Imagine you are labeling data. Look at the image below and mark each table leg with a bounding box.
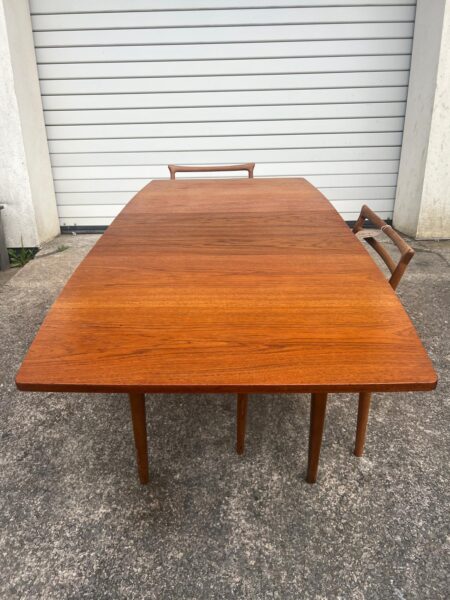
[129,392,149,484]
[236,393,248,455]
[306,393,328,484]
[354,391,372,457]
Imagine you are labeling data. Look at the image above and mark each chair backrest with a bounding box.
[168,163,255,180]
[352,205,414,290]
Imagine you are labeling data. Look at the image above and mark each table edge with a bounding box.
[16,378,438,394]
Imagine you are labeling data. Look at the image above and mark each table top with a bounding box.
[16,178,437,394]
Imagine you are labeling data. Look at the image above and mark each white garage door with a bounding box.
[30,0,416,228]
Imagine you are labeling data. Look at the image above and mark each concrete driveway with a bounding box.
[1,233,449,599]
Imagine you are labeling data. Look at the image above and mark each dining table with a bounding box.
[16,177,437,484]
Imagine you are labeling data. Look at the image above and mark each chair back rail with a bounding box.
[352,204,414,290]
[168,163,255,179]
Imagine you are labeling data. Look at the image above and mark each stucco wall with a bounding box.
[417,0,450,238]
[394,0,450,239]
[0,0,59,247]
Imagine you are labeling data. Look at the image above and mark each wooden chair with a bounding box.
[168,162,254,455]
[168,163,255,179]
[353,205,415,291]
[352,204,415,459]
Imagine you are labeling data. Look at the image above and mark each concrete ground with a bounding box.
[0,233,449,600]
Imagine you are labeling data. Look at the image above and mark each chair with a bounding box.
[168,162,254,455]
[352,204,415,458]
[353,205,415,291]
[168,163,255,179]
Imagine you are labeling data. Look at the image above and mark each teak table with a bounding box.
[16,178,437,484]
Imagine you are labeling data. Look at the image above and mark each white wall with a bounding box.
[417,1,450,238]
[394,0,450,239]
[0,0,59,247]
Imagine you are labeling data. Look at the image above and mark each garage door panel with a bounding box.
[31,2,415,223]
[37,55,411,80]
[52,160,400,178]
[46,132,403,155]
[30,1,416,14]
[36,39,413,64]
[34,22,415,47]
[31,7,416,31]
[42,88,409,111]
[40,72,411,96]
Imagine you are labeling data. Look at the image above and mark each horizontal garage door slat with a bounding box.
[33,22,415,47]
[42,88,408,111]
[31,7,416,30]
[35,39,413,63]
[51,151,403,168]
[51,165,399,186]
[30,1,416,13]
[46,132,404,153]
[31,1,415,226]
[38,55,411,79]
[51,160,399,175]
[39,72,410,95]
[50,149,401,171]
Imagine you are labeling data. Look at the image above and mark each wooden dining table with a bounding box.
[16,178,437,484]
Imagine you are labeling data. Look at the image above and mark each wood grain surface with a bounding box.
[16,178,437,393]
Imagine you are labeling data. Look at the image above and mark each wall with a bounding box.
[0,0,59,247]
[394,0,450,239]
[417,0,450,238]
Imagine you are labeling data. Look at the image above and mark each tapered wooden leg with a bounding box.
[236,393,248,455]
[306,393,328,484]
[129,393,149,484]
[354,391,372,457]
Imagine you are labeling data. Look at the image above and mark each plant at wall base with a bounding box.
[8,237,38,268]
[8,247,35,268]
